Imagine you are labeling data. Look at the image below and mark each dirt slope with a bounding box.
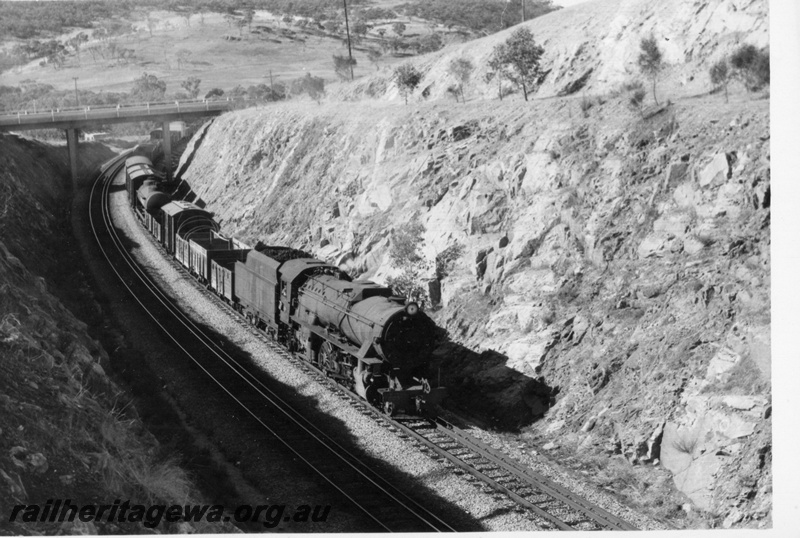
[330,0,768,102]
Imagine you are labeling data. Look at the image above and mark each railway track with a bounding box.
[89,155,458,532]
[99,151,640,531]
[165,245,639,531]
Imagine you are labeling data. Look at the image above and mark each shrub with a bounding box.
[447,57,474,103]
[629,87,645,116]
[730,44,769,91]
[390,221,425,265]
[289,73,325,103]
[709,58,731,102]
[387,269,429,309]
[435,243,464,279]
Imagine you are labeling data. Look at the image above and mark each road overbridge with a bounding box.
[0,100,237,181]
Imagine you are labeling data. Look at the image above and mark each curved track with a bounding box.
[172,241,640,530]
[89,155,458,532]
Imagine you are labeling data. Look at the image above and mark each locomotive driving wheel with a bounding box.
[319,342,338,376]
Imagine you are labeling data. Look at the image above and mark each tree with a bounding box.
[181,76,201,98]
[242,8,255,33]
[485,43,507,100]
[392,22,406,37]
[393,63,422,104]
[367,48,382,71]
[332,54,356,81]
[131,72,166,101]
[415,32,443,54]
[637,35,663,105]
[205,87,224,99]
[175,49,191,70]
[709,58,730,102]
[289,73,325,103]
[447,57,474,103]
[324,20,341,34]
[493,27,544,101]
[352,20,369,44]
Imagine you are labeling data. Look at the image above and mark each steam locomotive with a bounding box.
[124,156,445,416]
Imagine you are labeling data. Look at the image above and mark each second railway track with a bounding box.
[90,155,459,532]
[95,152,641,532]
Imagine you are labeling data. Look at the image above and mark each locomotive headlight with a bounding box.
[405,302,419,316]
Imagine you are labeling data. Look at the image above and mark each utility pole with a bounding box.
[342,0,354,80]
[269,70,274,98]
[73,77,79,107]
[521,0,526,23]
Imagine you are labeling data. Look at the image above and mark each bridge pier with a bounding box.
[162,120,172,181]
[66,128,79,182]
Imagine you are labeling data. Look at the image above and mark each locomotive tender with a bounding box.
[125,156,445,416]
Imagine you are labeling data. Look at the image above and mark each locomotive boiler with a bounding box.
[294,273,444,415]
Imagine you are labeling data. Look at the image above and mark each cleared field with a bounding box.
[1,9,436,97]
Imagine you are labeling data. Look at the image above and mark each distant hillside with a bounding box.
[332,0,769,102]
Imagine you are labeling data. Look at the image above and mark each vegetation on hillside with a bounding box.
[397,0,559,34]
[487,27,545,101]
[637,35,664,105]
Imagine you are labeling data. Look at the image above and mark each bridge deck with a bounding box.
[0,100,236,132]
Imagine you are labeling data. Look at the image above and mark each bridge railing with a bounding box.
[0,97,270,126]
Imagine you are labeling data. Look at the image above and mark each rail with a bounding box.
[91,160,457,532]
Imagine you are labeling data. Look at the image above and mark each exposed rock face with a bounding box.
[181,93,770,524]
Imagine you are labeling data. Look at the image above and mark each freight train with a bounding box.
[124,156,446,416]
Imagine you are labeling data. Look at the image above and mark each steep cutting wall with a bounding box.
[0,135,233,534]
[180,90,770,526]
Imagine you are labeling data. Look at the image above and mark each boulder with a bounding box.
[705,348,741,382]
[664,162,689,188]
[673,182,702,210]
[504,334,554,376]
[697,153,730,187]
[637,232,670,258]
[683,236,706,255]
[653,212,692,238]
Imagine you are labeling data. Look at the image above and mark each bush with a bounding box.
[387,271,429,309]
[289,73,325,102]
[390,221,425,265]
[435,243,463,279]
[709,58,731,101]
[629,88,645,116]
[447,57,474,103]
[730,44,769,91]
